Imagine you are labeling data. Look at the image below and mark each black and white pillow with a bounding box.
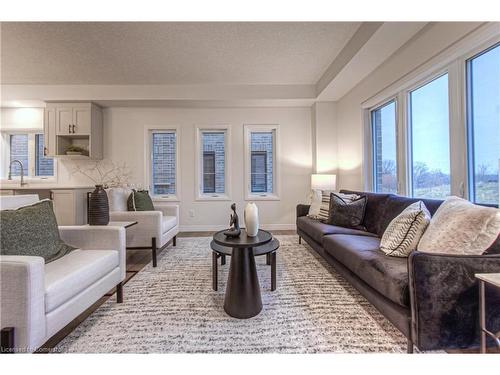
[308,191,361,222]
[381,201,431,257]
[327,193,367,229]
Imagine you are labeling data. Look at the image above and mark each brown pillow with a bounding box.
[327,193,367,230]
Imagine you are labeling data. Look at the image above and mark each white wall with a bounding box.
[311,102,337,175]
[335,22,485,190]
[1,106,312,229]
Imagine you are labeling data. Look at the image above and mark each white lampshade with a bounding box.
[311,174,336,191]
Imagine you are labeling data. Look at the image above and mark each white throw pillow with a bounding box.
[380,201,431,257]
[106,187,132,212]
[417,196,500,255]
[307,189,323,218]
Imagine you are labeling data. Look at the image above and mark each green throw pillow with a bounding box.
[0,199,75,263]
[127,190,155,211]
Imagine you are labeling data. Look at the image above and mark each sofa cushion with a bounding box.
[328,193,367,229]
[127,190,155,211]
[162,216,177,233]
[323,234,410,307]
[340,190,390,235]
[44,249,119,312]
[297,216,376,243]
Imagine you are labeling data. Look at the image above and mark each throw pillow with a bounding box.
[380,201,431,257]
[417,196,500,255]
[308,191,361,222]
[0,199,75,263]
[307,189,323,218]
[127,190,155,211]
[327,193,367,229]
[106,187,132,212]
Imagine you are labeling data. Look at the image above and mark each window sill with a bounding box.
[245,193,280,201]
[195,194,231,202]
[152,195,180,203]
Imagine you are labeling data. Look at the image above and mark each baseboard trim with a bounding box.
[179,224,296,232]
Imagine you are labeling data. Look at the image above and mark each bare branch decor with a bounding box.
[70,159,133,188]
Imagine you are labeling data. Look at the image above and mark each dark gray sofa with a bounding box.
[296,190,500,352]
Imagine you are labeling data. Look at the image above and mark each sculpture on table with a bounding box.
[223,203,241,238]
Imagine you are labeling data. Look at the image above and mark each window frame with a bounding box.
[243,124,280,201]
[144,125,180,202]
[0,130,57,182]
[369,98,399,194]
[194,125,231,201]
[465,42,500,207]
[406,71,452,199]
[362,28,499,204]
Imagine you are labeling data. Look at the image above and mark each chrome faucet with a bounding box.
[8,159,28,186]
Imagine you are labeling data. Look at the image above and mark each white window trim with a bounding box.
[361,24,500,201]
[195,125,231,201]
[0,130,58,184]
[143,125,181,202]
[243,124,280,201]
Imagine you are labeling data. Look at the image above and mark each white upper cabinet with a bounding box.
[44,102,103,159]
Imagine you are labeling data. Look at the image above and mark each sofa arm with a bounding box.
[58,226,126,281]
[0,256,46,352]
[296,204,310,218]
[109,210,162,247]
[408,251,500,350]
[154,204,179,219]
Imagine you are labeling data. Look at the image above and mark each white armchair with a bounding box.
[107,188,179,267]
[0,195,126,353]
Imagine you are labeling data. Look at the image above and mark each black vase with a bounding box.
[88,185,109,225]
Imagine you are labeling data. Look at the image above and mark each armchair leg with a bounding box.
[152,237,157,267]
[1,327,14,354]
[407,339,414,354]
[116,282,123,303]
[299,236,302,244]
[173,235,177,247]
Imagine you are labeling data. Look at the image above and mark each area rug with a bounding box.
[55,235,412,353]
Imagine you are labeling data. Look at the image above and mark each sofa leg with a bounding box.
[407,339,414,354]
[152,237,157,267]
[116,282,123,303]
[1,327,14,354]
[299,236,302,244]
[173,235,177,247]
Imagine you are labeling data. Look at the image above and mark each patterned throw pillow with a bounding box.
[417,196,500,255]
[0,199,75,263]
[127,190,155,211]
[327,193,367,229]
[380,201,431,257]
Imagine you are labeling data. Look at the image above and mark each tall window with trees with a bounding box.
[467,43,500,206]
[371,100,397,193]
[409,74,451,199]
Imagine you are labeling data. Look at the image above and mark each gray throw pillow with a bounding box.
[327,193,367,229]
[127,190,155,211]
[1,199,75,263]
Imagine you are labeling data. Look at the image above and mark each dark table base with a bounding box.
[223,247,263,319]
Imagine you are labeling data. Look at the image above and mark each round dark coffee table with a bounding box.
[211,229,279,319]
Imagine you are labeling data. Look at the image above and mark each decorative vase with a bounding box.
[244,202,259,237]
[88,185,109,225]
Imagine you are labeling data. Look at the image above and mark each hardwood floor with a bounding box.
[36,230,493,354]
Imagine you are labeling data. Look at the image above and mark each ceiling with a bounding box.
[1,22,361,85]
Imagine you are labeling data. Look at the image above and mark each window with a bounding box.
[409,74,451,199]
[2,132,54,179]
[35,134,54,177]
[196,128,229,200]
[9,134,29,176]
[371,100,397,193]
[150,131,176,197]
[467,43,500,206]
[244,125,279,200]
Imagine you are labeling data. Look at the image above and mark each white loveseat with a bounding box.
[0,195,126,353]
[106,188,179,267]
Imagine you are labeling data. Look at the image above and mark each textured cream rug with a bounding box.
[55,235,411,353]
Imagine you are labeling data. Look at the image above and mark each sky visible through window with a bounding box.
[468,44,500,205]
